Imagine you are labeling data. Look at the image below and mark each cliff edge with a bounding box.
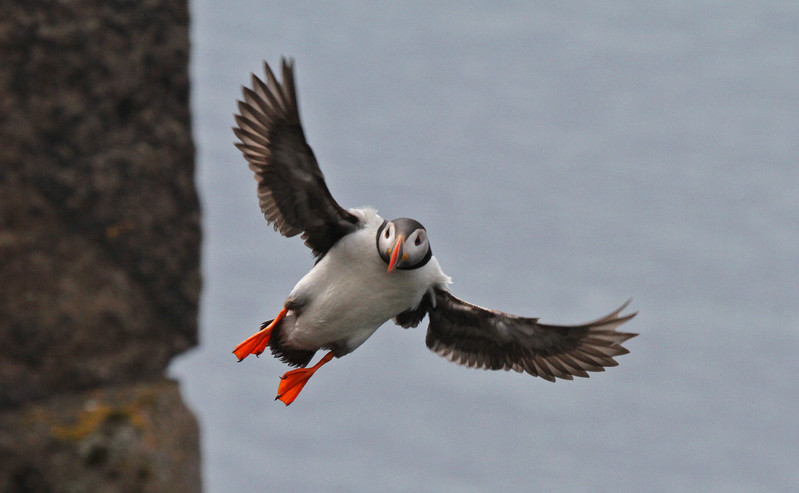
[0,1,202,491]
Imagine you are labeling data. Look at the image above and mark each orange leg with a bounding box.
[275,351,335,405]
[232,307,288,362]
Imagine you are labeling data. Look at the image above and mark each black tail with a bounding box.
[267,312,316,368]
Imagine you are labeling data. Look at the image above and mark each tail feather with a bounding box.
[268,312,316,367]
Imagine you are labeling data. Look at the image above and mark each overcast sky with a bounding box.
[171,2,799,491]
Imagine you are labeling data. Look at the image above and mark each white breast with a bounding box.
[283,207,450,354]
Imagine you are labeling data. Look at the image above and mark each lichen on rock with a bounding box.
[0,1,202,491]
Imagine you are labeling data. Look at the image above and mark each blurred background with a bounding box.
[169,1,799,492]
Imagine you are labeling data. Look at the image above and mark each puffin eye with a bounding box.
[414,235,422,246]
[384,229,390,239]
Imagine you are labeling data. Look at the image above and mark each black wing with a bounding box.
[393,290,435,328]
[426,289,637,382]
[234,58,359,257]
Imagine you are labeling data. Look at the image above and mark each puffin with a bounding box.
[232,58,637,405]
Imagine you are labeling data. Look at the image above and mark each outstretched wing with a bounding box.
[234,58,359,257]
[426,289,637,381]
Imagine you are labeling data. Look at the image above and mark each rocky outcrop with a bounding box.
[0,1,201,491]
[0,381,201,493]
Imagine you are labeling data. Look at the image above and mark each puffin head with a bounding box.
[376,218,433,273]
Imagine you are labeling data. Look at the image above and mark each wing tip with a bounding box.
[425,293,639,382]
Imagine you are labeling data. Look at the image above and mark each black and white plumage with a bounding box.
[232,58,637,404]
[233,60,359,258]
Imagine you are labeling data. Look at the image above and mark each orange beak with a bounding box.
[387,235,405,273]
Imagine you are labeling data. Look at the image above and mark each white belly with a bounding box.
[282,208,449,354]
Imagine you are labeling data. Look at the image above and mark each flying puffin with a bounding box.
[232,58,637,405]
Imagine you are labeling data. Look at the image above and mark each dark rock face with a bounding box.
[0,0,200,402]
[0,381,201,493]
[0,1,202,491]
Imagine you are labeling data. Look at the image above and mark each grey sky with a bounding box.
[171,2,799,491]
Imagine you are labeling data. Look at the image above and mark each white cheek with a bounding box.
[409,243,426,262]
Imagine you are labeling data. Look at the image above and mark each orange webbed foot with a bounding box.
[275,351,334,405]
[232,308,288,361]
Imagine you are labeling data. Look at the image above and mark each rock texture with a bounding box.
[0,381,201,493]
[0,1,202,491]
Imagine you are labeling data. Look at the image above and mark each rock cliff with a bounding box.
[0,1,202,491]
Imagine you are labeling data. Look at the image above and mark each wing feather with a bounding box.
[234,58,359,257]
[426,289,637,382]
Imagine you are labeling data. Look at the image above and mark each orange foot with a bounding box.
[232,308,288,361]
[276,351,335,405]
